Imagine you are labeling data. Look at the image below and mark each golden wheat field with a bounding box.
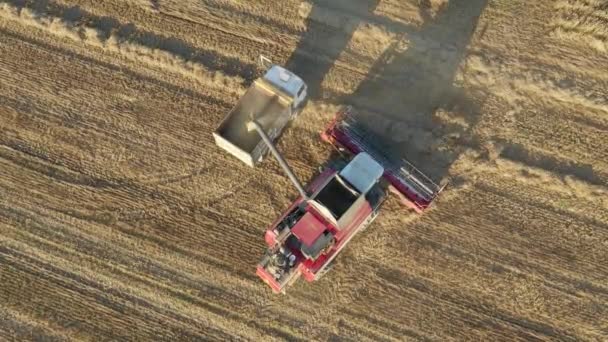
[1,0,607,340]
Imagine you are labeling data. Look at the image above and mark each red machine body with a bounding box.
[256,107,445,293]
[257,163,384,293]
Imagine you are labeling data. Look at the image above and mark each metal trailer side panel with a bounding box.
[212,132,255,167]
[214,79,294,166]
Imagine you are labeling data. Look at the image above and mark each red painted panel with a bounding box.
[291,212,326,247]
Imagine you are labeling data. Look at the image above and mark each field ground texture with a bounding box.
[0,0,607,340]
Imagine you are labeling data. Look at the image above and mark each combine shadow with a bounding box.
[287,0,488,183]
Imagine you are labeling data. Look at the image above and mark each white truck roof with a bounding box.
[339,153,384,194]
[263,65,305,98]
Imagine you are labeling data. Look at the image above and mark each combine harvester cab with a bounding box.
[321,106,446,213]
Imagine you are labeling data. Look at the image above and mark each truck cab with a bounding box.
[262,65,307,112]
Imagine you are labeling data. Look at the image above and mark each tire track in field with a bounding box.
[0,207,309,340]
[0,192,258,290]
[0,0,257,85]
[0,200,342,340]
[0,247,233,340]
[0,155,268,267]
[0,308,68,342]
[0,92,294,236]
[0,25,241,185]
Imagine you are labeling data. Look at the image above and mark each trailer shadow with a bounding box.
[288,0,489,184]
[285,0,381,99]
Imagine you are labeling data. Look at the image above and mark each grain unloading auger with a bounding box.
[213,58,444,294]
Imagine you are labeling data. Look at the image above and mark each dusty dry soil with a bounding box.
[1,0,607,340]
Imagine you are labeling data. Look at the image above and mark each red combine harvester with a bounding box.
[212,59,444,293]
[254,107,445,293]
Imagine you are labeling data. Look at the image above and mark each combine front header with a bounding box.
[321,106,445,212]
